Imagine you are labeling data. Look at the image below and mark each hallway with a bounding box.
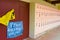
[26,26,60,40]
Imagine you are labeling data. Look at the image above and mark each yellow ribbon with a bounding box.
[0,9,15,26]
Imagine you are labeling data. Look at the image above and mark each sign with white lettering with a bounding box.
[7,21,23,38]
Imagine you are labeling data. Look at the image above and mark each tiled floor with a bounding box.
[26,26,60,40]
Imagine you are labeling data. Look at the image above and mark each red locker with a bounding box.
[0,0,29,40]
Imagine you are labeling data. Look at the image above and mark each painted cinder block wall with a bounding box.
[0,0,29,40]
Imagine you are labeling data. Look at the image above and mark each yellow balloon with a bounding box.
[0,9,15,26]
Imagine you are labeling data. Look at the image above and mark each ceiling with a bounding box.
[44,0,60,5]
[21,0,60,10]
[21,0,30,2]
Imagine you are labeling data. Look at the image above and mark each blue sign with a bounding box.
[7,21,23,38]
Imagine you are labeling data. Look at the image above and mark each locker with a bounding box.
[0,0,29,40]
